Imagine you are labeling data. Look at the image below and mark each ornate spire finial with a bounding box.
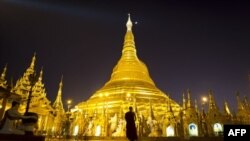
[182,92,186,109]
[224,100,232,116]
[194,99,198,112]
[0,64,8,88]
[187,89,192,108]
[126,13,133,31]
[236,91,244,111]
[4,63,7,71]
[30,52,36,69]
[60,75,63,87]
[187,89,191,100]
[57,75,63,96]
[38,67,43,81]
[121,13,138,61]
[1,64,7,79]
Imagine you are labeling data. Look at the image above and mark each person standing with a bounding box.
[125,106,138,141]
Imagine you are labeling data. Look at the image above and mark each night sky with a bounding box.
[0,0,250,112]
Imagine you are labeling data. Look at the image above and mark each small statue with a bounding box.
[109,113,117,133]
[0,101,38,135]
[84,117,94,136]
[112,118,125,137]
[146,116,159,137]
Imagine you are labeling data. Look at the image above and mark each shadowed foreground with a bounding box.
[0,134,224,141]
[0,134,45,141]
[45,136,224,141]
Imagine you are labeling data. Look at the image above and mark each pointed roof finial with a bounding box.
[182,92,186,109]
[1,64,7,79]
[38,67,43,81]
[4,63,8,71]
[187,89,192,108]
[61,75,63,82]
[126,13,133,31]
[236,91,244,111]
[194,99,198,112]
[224,100,232,116]
[30,52,36,69]
[60,75,63,87]
[0,64,8,88]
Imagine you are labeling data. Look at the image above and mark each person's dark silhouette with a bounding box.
[125,106,138,141]
[0,101,37,135]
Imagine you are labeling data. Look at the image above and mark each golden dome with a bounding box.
[78,14,180,118]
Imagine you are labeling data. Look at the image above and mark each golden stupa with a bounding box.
[75,15,180,137]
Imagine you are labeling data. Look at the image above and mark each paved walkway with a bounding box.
[45,136,224,141]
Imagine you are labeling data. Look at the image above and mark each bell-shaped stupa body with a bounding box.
[77,15,180,126]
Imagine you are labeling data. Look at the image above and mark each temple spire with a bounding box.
[12,54,36,97]
[126,13,133,31]
[26,53,36,76]
[0,64,8,88]
[103,14,155,85]
[194,99,198,113]
[38,67,43,82]
[53,76,65,113]
[224,100,232,116]
[243,96,249,110]
[182,92,186,109]
[236,92,244,111]
[187,89,192,108]
[208,89,219,112]
[122,14,137,60]
[59,75,63,93]
[1,64,7,80]
[31,67,48,97]
[58,76,63,97]
[30,52,36,70]
[31,67,43,92]
[52,76,65,136]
